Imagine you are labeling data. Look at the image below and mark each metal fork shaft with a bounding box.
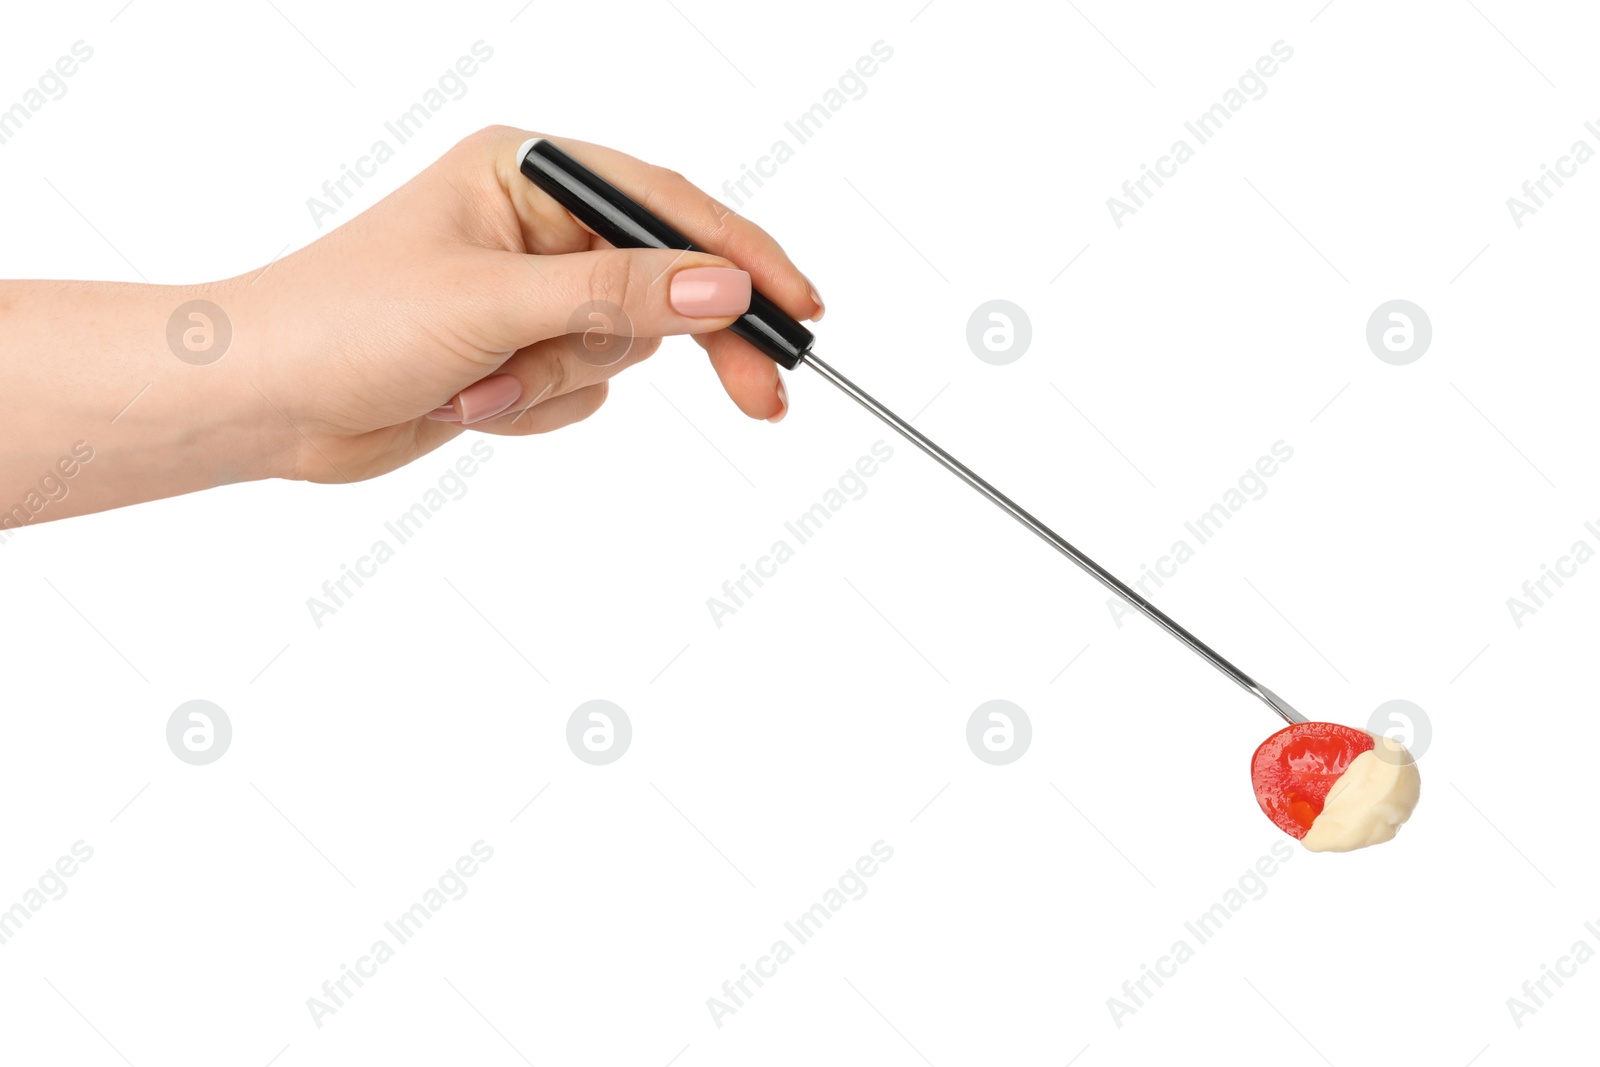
[800,351,1306,726]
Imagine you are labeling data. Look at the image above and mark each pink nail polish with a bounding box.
[459,375,523,425]
[670,267,751,317]
[426,404,462,422]
[767,377,788,423]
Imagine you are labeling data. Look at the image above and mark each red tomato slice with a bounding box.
[1251,722,1376,838]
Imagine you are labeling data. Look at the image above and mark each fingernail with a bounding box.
[426,404,462,422]
[803,275,825,322]
[459,375,523,424]
[767,376,788,424]
[670,267,751,317]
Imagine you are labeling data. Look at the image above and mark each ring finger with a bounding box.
[426,332,663,432]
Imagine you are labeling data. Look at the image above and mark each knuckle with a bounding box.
[457,125,505,156]
[652,164,687,186]
[586,255,641,320]
[484,123,528,145]
[542,353,569,399]
[704,194,736,237]
[639,164,687,217]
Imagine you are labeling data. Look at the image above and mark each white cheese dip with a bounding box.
[1301,735,1421,853]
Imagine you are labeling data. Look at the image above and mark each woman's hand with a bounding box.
[0,126,823,526]
[240,125,822,482]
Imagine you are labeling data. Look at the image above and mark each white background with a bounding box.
[1,1,1596,1063]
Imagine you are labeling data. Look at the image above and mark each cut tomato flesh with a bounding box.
[1251,722,1376,838]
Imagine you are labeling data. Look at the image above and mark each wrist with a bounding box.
[195,274,302,484]
[112,277,299,491]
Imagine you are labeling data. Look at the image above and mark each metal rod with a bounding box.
[799,351,1306,726]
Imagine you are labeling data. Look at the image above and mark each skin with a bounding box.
[0,126,822,522]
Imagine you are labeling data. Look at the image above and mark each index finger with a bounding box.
[487,127,823,326]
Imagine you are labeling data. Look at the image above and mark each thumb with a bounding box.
[487,246,752,350]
